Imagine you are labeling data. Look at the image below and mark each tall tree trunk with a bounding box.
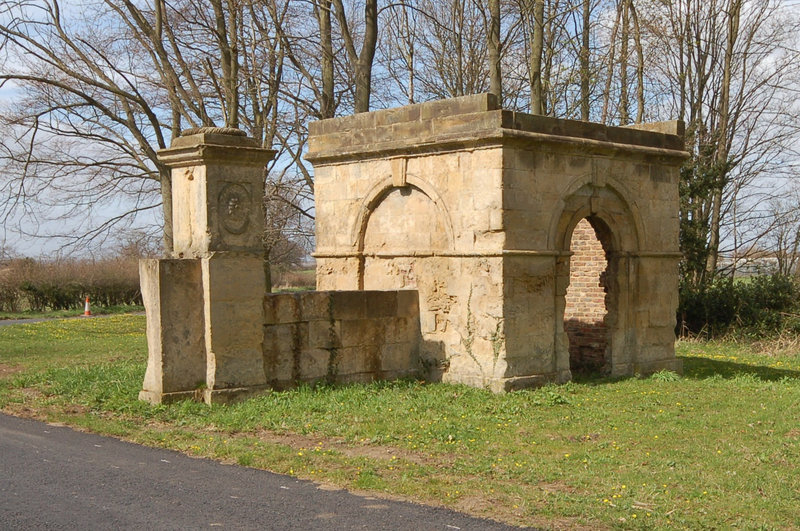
[601,1,622,123]
[580,0,590,121]
[317,0,334,118]
[530,0,544,114]
[355,0,378,113]
[332,0,378,114]
[630,1,645,123]
[160,168,173,255]
[455,0,465,96]
[705,0,741,276]
[619,0,630,124]
[210,0,239,128]
[488,0,502,102]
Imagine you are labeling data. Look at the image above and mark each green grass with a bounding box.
[1,316,799,529]
[0,304,144,321]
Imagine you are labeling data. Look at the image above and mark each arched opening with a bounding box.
[563,217,614,376]
[360,185,451,290]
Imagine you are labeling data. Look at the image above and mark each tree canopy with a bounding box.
[0,0,798,285]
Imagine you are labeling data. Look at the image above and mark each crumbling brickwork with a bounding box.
[564,219,609,374]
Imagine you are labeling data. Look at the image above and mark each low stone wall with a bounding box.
[263,290,421,388]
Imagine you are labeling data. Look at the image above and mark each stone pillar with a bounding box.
[139,128,275,404]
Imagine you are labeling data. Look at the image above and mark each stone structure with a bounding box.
[139,95,687,403]
[139,128,275,404]
[139,129,420,404]
[263,291,419,388]
[307,94,688,391]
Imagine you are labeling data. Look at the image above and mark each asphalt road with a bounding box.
[0,413,523,530]
[0,317,60,326]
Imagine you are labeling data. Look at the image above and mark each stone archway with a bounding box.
[357,183,453,291]
[553,182,640,380]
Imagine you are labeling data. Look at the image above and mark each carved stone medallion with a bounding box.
[218,182,251,235]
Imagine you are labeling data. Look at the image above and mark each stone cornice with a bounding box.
[158,131,275,168]
[306,97,689,165]
[313,249,682,259]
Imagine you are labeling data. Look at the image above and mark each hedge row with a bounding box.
[0,257,142,312]
[678,274,800,338]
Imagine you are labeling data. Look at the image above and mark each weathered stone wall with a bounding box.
[263,290,420,388]
[308,94,688,390]
[564,219,608,373]
[141,94,688,404]
[139,128,423,405]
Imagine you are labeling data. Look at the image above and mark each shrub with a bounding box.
[678,274,800,338]
[0,255,142,312]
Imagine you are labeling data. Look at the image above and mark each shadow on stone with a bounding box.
[419,339,447,382]
[564,318,608,376]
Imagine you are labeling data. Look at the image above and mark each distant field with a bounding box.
[1,315,798,529]
[272,268,316,291]
[0,304,144,321]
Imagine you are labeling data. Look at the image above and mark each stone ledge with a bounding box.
[158,130,275,168]
[308,93,499,136]
[307,96,687,164]
[139,389,200,405]
[141,385,273,405]
[202,385,271,404]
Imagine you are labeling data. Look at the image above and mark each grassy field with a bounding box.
[0,304,144,321]
[0,315,798,529]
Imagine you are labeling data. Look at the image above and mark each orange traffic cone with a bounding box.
[83,296,92,316]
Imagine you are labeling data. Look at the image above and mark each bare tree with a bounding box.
[487,0,502,101]
[0,0,286,255]
[638,0,800,285]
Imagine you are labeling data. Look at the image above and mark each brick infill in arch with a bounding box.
[564,218,609,374]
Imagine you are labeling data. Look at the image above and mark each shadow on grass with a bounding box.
[569,356,800,386]
[679,355,800,381]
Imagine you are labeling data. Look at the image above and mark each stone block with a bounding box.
[381,342,416,372]
[308,319,342,349]
[263,323,300,354]
[139,258,206,402]
[340,319,385,348]
[385,317,419,343]
[329,291,368,319]
[265,336,296,383]
[432,111,503,137]
[299,348,332,380]
[642,326,677,348]
[201,254,266,391]
[396,290,419,317]
[203,253,264,302]
[299,291,331,320]
[210,349,266,389]
[364,291,399,318]
[271,293,300,324]
[335,346,380,376]
[391,118,433,140]
[420,93,498,120]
